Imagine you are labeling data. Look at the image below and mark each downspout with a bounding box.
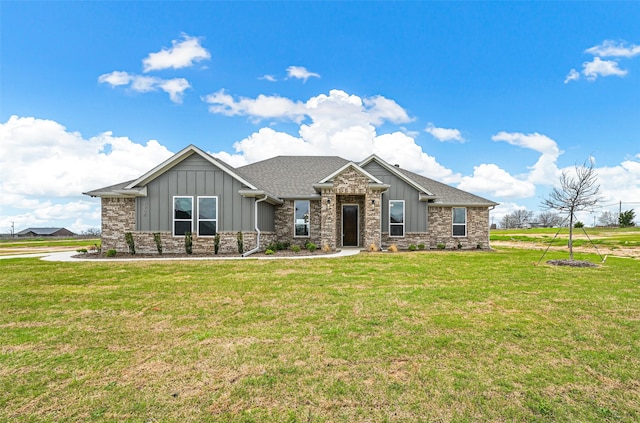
[242,194,268,257]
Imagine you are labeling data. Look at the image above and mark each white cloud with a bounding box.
[585,40,640,58]
[564,68,580,84]
[491,131,562,185]
[203,90,306,121]
[97,71,132,86]
[458,164,536,198]
[99,72,190,103]
[425,123,464,142]
[142,34,211,72]
[259,74,277,82]
[582,57,628,81]
[565,40,638,83]
[286,66,320,82]
[0,115,174,232]
[207,89,457,183]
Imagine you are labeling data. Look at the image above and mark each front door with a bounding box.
[342,204,359,247]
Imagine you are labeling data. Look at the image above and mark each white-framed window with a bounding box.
[197,196,218,237]
[173,196,193,236]
[389,200,405,237]
[453,207,467,237]
[294,200,310,237]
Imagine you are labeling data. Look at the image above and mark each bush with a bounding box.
[437,243,446,250]
[457,241,462,249]
[94,243,102,254]
[267,241,290,251]
[388,244,398,253]
[322,243,331,253]
[306,242,317,252]
[185,232,193,255]
[153,232,163,255]
[291,245,301,253]
[265,249,275,255]
[214,233,220,255]
[124,232,136,255]
[76,248,88,255]
[574,221,585,228]
[417,243,425,250]
[368,243,378,252]
[106,249,117,257]
[237,232,244,254]
[408,244,417,251]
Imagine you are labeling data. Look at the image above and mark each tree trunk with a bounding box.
[568,212,574,260]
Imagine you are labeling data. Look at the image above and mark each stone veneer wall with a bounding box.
[101,197,136,252]
[320,167,382,250]
[274,199,323,248]
[100,196,276,254]
[426,206,491,249]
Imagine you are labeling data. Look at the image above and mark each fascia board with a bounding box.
[360,154,435,196]
[318,162,384,184]
[125,145,258,190]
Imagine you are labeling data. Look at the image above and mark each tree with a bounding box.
[597,210,619,227]
[500,214,516,229]
[537,211,563,228]
[619,209,636,227]
[511,209,535,228]
[541,159,602,259]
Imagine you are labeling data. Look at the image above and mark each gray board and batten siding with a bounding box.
[362,160,428,233]
[135,154,275,233]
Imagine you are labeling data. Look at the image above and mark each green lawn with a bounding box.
[1,249,639,421]
[491,227,640,248]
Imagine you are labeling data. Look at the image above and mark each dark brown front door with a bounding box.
[342,205,359,247]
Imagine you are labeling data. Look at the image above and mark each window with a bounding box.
[198,196,218,236]
[294,200,310,237]
[389,200,405,237]
[453,207,467,237]
[173,196,193,236]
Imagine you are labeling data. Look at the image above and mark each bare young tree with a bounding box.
[541,158,602,259]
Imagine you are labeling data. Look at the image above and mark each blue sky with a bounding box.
[1,1,639,233]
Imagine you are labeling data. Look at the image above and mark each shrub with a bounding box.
[306,243,317,252]
[437,242,446,250]
[388,244,398,253]
[368,243,378,252]
[457,241,463,249]
[106,249,117,257]
[265,249,275,255]
[76,248,88,255]
[267,241,290,251]
[408,244,417,251]
[94,243,102,254]
[237,232,244,254]
[574,221,584,228]
[214,233,220,255]
[124,232,136,255]
[185,232,193,255]
[417,243,425,250]
[291,245,301,253]
[153,232,163,255]
[322,243,331,253]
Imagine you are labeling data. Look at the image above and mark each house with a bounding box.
[84,145,498,254]
[16,227,76,237]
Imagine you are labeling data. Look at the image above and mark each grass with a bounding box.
[0,238,100,256]
[491,227,640,249]
[1,248,639,421]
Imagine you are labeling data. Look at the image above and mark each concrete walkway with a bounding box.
[1,248,361,262]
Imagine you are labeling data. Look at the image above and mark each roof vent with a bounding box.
[394,164,400,168]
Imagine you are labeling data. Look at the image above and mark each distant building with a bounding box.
[16,227,76,237]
